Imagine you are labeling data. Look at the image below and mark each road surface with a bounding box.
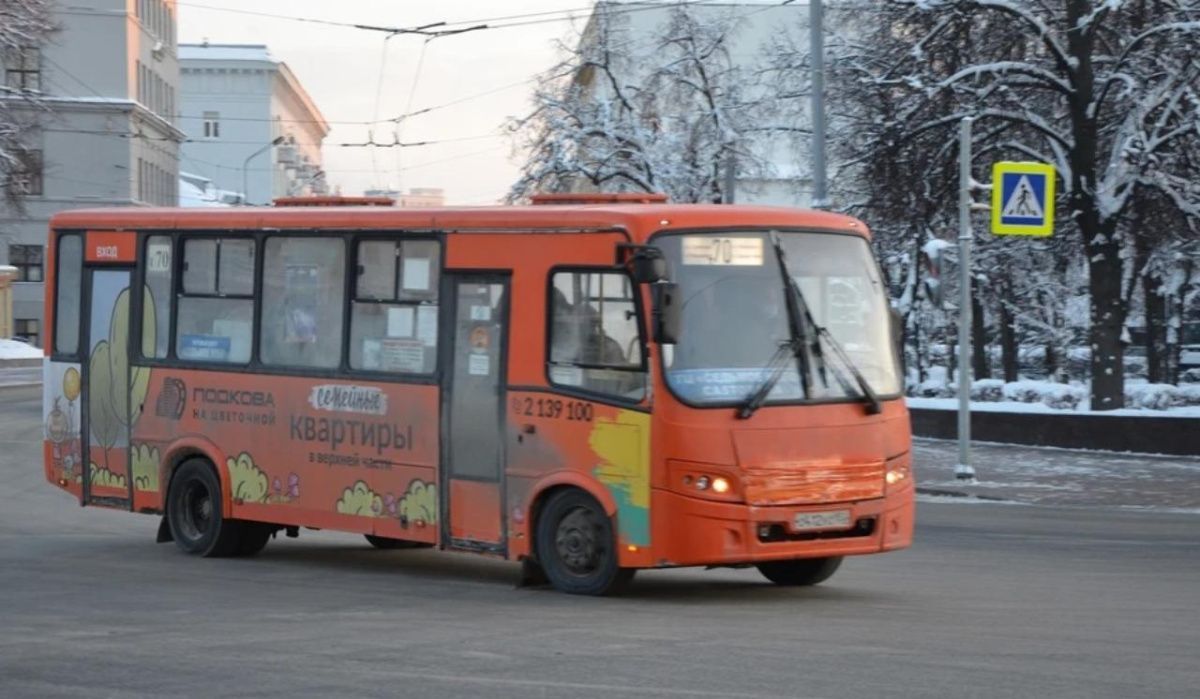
[1,385,1197,698]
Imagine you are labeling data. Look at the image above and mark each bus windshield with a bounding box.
[655,230,901,406]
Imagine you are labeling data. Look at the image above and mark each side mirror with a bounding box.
[652,282,681,344]
[618,244,669,284]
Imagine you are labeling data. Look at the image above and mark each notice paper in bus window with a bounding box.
[681,236,764,266]
[379,338,425,373]
[386,306,415,337]
[416,306,438,346]
[147,242,171,272]
[402,257,431,292]
[179,334,231,361]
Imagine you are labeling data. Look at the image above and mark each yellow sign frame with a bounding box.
[991,161,1056,237]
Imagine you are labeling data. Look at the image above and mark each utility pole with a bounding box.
[809,0,828,209]
[956,118,976,480]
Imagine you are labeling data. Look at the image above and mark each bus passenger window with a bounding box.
[548,271,646,401]
[349,239,440,374]
[143,235,172,358]
[260,237,345,369]
[175,237,254,364]
[54,234,82,355]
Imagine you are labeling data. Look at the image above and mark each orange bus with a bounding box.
[41,194,913,595]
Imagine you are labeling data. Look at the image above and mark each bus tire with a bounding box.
[364,535,431,550]
[236,523,275,557]
[166,458,244,557]
[756,556,843,586]
[535,488,635,596]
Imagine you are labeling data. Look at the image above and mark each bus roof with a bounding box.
[48,203,870,243]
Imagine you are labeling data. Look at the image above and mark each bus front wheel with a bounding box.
[166,458,245,557]
[535,489,634,596]
[756,556,843,586]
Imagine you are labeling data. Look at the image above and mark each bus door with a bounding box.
[441,273,510,554]
[79,232,139,509]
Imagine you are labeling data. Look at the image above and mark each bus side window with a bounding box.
[349,238,440,374]
[54,234,83,355]
[259,237,346,369]
[547,270,646,402]
[175,237,254,364]
[143,235,172,359]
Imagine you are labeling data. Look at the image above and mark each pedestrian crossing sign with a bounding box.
[991,161,1056,237]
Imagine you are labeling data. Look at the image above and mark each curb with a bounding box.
[916,487,1009,502]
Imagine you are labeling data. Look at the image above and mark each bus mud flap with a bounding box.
[155,516,173,543]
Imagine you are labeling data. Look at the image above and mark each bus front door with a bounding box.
[442,275,510,554]
[80,265,136,509]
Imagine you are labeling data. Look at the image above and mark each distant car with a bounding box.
[9,336,32,345]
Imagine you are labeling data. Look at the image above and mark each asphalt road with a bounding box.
[1,384,1198,698]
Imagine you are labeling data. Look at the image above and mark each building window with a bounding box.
[203,111,220,139]
[14,319,39,346]
[4,47,40,92]
[7,150,43,196]
[548,270,646,401]
[9,244,44,282]
[349,239,440,373]
[176,237,255,363]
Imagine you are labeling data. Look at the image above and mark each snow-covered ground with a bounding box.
[908,396,1200,418]
[0,339,42,360]
[914,438,1200,511]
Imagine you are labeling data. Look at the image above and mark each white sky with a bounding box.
[177,1,592,205]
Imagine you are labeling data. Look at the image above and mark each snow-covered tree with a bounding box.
[831,0,1200,409]
[508,3,781,203]
[0,0,56,208]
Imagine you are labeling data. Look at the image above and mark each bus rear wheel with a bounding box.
[166,458,244,557]
[756,556,843,586]
[364,535,431,550]
[535,489,634,596]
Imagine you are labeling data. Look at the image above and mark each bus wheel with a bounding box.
[166,458,243,557]
[756,557,843,586]
[364,535,431,550]
[535,489,635,596]
[236,523,275,557]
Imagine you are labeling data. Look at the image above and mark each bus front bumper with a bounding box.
[644,486,914,568]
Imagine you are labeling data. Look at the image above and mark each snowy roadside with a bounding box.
[914,437,1200,512]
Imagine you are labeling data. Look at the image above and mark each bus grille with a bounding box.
[742,459,885,506]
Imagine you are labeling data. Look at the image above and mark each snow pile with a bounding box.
[1124,384,1180,411]
[1177,385,1200,407]
[970,379,1005,402]
[0,339,42,360]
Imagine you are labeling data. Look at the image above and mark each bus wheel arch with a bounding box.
[159,440,229,513]
[164,456,245,557]
[529,484,634,596]
[523,474,617,562]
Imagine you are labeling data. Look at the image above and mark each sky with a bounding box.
[176,1,594,205]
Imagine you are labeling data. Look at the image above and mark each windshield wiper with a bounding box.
[816,326,883,415]
[738,232,882,418]
[737,232,816,419]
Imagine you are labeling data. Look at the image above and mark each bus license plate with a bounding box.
[792,510,851,532]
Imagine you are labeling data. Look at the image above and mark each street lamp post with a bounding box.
[241,136,285,205]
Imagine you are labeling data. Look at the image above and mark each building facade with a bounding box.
[178,44,329,206]
[0,0,182,346]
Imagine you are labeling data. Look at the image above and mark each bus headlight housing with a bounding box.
[671,461,741,502]
[885,455,912,493]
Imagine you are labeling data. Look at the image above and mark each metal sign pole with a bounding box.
[809,0,828,209]
[956,118,975,480]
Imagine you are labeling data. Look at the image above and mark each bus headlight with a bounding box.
[885,456,911,492]
[671,461,741,502]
